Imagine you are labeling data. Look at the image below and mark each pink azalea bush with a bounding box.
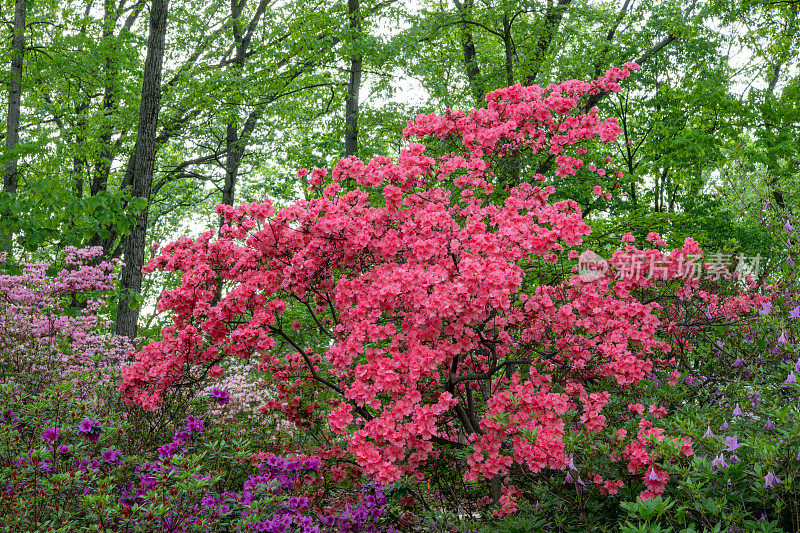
[0,247,133,397]
[120,65,769,514]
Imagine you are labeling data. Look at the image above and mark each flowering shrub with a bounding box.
[0,247,133,397]
[0,382,396,532]
[119,65,771,516]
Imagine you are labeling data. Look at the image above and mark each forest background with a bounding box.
[2,0,798,334]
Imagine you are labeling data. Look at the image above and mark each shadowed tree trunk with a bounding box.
[116,0,170,340]
[345,0,362,158]
[1,0,26,259]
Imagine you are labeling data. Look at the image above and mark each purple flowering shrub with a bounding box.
[0,381,397,532]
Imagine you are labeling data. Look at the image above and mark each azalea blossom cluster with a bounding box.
[121,66,767,511]
[0,247,133,396]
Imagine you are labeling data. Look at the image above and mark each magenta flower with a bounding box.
[764,471,781,489]
[40,427,60,443]
[724,435,741,452]
[78,419,101,442]
[185,415,205,433]
[211,388,230,406]
[101,448,123,464]
[57,444,71,455]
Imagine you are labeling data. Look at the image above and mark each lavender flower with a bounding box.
[764,471,781,489]
[724,435,741,452]
[763,419,776,431]
[778,331,789,345]
[719,421,730,431]
[760,302,772,316]
[711,454,728,470]
[791,306,800,319]
[564,471,574,484]
[703,426,715,439]
[732,357,744,368]
[732,404,743,417]
[747,388,761,409]
[786,221,795,232]
[785,371,797,386]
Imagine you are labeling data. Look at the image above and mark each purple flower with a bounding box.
[78,419,101,442]
[567,453,577,471]
[719,421,730,431]
[185,415,205,433]
[40,427,60,443]
[564,471,574,484]
[732,404,743,417]
[790,306,800,319]
[729,453,741,464]
[786,221,795,232]
[763,201,769,211]
[648,469,660,482]
[795,359,800,373]
[703,426,715,439]
[785,371,797,386]
[211,388,230,406]
[778,331,789,345]
[101,448,123,464]
[724,435,741,452]
[761,302,772,316]
[763,419,776,431]
[57,445,71,455]
[764,471,781,489]
[789,256,796,266]
[711,454,728,470]
[732,357,744,368]
[747,388,761,409]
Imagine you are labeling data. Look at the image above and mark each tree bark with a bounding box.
[524,0,572,86]
[116,0,170,340]
[1,0,26,258]
[453,0,483,105]
[345,0,362,158]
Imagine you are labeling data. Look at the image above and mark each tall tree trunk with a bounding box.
[116,0,170,340]
[344,0,362,158]
[1,0,26,258]
[453,0,483,105]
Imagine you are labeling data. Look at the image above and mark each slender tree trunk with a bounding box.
[344,0,362,158]
[453,0,483,105]
[116,0,170,340]
[1,0,26,258]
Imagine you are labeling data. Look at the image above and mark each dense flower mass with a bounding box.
[120,66,766,511]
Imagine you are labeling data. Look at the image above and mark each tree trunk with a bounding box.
[116,0,170,340]
[1,0,26,258]
[344,0,362,158]
[453,0,483,105]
